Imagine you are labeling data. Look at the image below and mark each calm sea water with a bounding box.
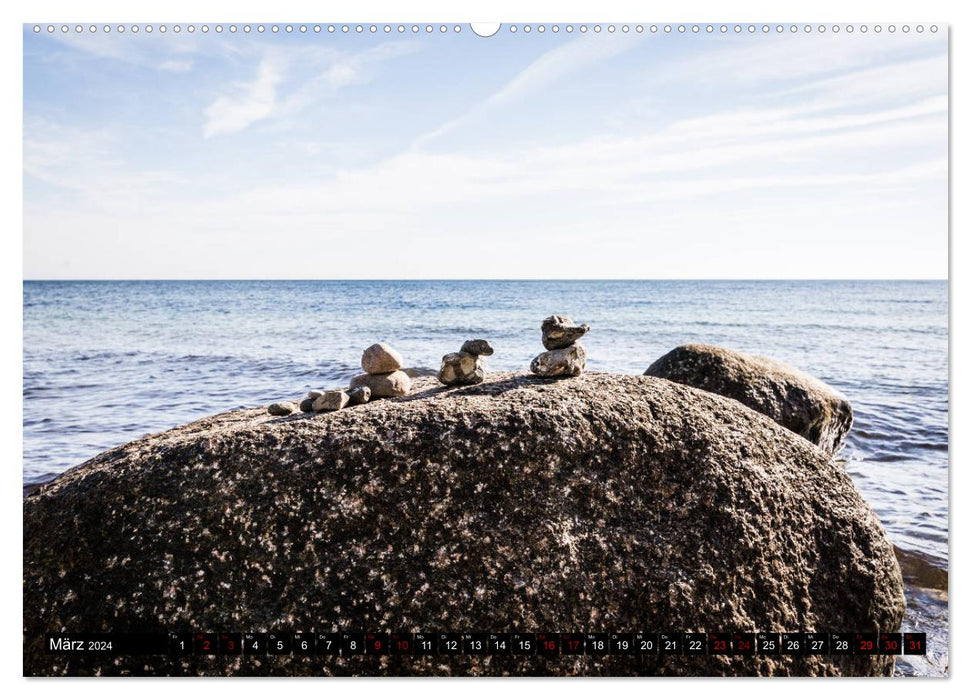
[22,280,948,675]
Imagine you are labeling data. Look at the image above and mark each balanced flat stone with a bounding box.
[541,315,590,351]
[361,343,404,374]
[23,372,903,676]
[645,344,853,455]
[460,339,494,356]
[531,343,586,377]
[349,370,411,398]
[438,351,486,386]
[313,390,350,412]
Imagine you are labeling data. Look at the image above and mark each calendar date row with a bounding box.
[47,632,926,657]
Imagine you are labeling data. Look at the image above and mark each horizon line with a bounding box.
[22,277,950,283]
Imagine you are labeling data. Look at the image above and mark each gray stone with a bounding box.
[24,371,903,676]
[460,339,494,356]
[299,397,316,413]
[645,344,854,455]
[531,343,586,377]
[438,351,486,386]
[306,389,325,399]
[361,342,404,374]
[349,370,411,398]
[313,390,350,412]
[347,386,371,406]
[541,315,590,350]
[267,402,296,416]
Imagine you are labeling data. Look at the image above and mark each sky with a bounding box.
[23,24,948,279]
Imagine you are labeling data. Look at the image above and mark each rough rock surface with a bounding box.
[266,402,296,417]
[438,351,486,386]
[530,343,587,377]
[361,343,405,375]
[645,344,853,455]
[460,339,494,356]
[348,370,411,398]
[24,372,901,677]
[313,390,350,412]
[541,315,590,351]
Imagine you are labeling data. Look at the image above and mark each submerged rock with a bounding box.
[23,372,902,676]
[460,339,494,356]
[267,401,296,416]
[541,315,590,350]
[361,342,404,375]
[531,343,586,377]
[438,351,485,386]
[313,390,350,412]
[349,370,411,398]
[645,344,853,455]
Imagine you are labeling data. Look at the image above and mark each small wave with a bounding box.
[74,350,140,361]
[866,453,912,463]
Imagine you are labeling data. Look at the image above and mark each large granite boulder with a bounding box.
[23,372,900,677]
[645,345,853,455]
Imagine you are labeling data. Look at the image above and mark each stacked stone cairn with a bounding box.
[438,339,494,386]
[349,342,412,398]
[530,315,589,377]
[267,342,410,416]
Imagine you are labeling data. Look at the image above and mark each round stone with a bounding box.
[267,401,296,416]
[361,343,404,374]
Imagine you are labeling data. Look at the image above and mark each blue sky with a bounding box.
[23,25,948,279]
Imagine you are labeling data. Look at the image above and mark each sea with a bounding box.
[22,280,948,676]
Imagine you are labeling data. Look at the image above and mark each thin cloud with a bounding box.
[662,32,943,86]
[278,41,422,117]
[159,59,193,72]
[38,28,204,70]
[202,41,421,138]
[203,55,283,138]
[414,33,642,149]
[775,55,947,109]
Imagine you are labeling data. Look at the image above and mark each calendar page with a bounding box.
[22,19,948,678]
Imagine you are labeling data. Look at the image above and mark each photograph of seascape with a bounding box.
[23,22,947,678]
